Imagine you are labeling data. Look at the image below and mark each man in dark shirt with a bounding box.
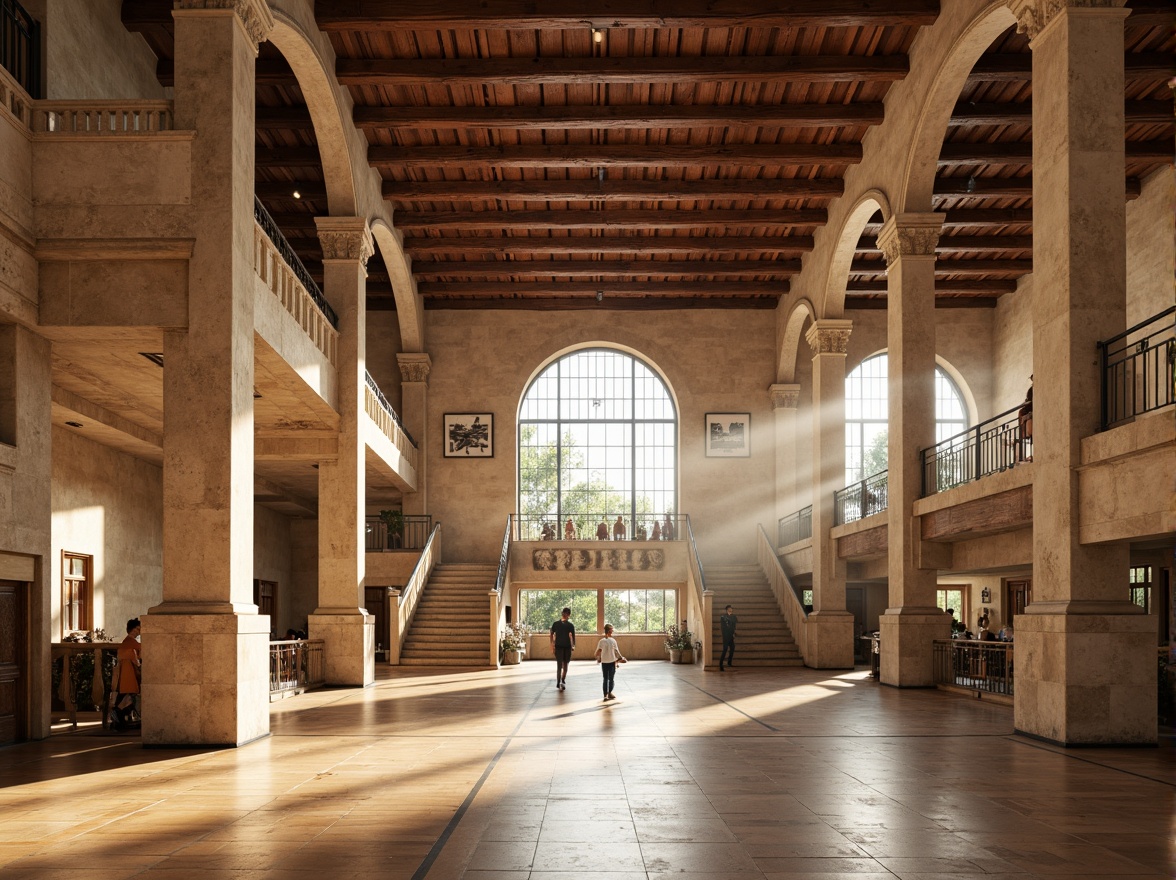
[550,607,576,690]
[719,604,737,671]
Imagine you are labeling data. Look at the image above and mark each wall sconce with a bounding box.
[596,290,604,302]
[591,27,603,43]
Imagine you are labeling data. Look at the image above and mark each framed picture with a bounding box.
[705,412,750,457]
[443,413,494,458]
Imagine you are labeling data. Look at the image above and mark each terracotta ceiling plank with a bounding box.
[314,0,941,31]
[334,55,911,86]
[351,103,886,130]
[412,259,802,278]
[382,178,845,201]
[404,235,816,255]
[393,208,828,231]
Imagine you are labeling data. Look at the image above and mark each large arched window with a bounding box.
[518,349,676,539]
[845,353,968,484]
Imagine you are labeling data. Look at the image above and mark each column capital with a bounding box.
[1007,0,1128,39]
[397,352,432,384]
[769,383,801,411]
[173,0,275,50]
[805,319,853,356]
[877,213,944,266]
[315,217,374,268]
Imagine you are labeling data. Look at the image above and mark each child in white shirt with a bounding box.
[594,624,626,701]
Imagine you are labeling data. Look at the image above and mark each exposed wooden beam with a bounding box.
[857,234,1033,252]
[416,281,786,297]
[423,295,781,310]
[256,181,328,202]
[933,177,1143,199]
[846,279,1018,293]
[352,103,886,130]
[404,235,816,255]
[849,258,1032,275]
[938,140,1173,166]
[393,208,827,231]
[950,100,1172,127]
[966,52,1175,84]
[314,0,942,31]
[940,209,1033,227]
[845,295,1000,309]
[158,58,295,87]
[383,177,844,203]
[256,148,325,169]
[361,143,865,170]
[335,55,910,87]
[412,259,802,279]
[1124,1,1176,29]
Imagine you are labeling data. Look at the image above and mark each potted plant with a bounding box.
[500,622,532,665]
[379,508,405,549]
[664,621,695,664]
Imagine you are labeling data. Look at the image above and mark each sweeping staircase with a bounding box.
[707,564,803,666]
[398,562,497,666]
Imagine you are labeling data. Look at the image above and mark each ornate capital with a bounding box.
[769,383,801,411]
[174,0,275,49]
[315,217,374,267]
[877,213,943,266]
[397,352,432,384]
[805,320,853,356]
[1007,0,1128,39]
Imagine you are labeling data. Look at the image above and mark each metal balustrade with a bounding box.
[777,505,812,546]
[1,0,38,98]
[254,196,338,329]
[920,404,1031,496]
[933,638,1014,697]
[1099,306,1175,429]
[833,470,888,525]
[365,515,433,551]
[268,639,325,697]
[364,370,417,448]
[512,513,687,541]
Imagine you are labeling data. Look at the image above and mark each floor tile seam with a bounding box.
[1007,736,1176,789]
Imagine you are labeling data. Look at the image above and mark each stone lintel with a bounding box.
[1008,0,1129,40]
[173,0,276,51]
[877,213,943,266]
[805,319,852,356]
[146,601,260,617]
[769,383,800,410]
[398,351,432,383]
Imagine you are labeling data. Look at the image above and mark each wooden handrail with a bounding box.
[684,515,710,665]
[757,524,808,665]
[491,515,512,665]
[389,521,440,664]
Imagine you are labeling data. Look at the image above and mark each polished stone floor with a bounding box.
[0,662,1173,879]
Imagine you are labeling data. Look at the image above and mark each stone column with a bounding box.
[146,0,274,746]
[310,218,375,687]
[1011,0,1153,744]
[769,383,801,536]
[397,353,432,516]
[805,321,854,667]
[877,213,951,687]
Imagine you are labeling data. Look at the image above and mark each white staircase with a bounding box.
[708,564,803,666]
[398,562,497,666]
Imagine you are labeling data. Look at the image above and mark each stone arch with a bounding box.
[897,2,1018,212]
[777,298,818,384]
[821,188,892,319]
[370,219,426,352]
[519,341,681,419]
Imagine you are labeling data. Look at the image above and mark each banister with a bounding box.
[253,196,338,329]
[757,524,808,665]
[491,515,513,665]
[389,521,440,664]
[684,515,710,666]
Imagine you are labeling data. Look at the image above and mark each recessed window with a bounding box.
[61,552,92,637]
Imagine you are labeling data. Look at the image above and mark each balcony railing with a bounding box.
[269,639,325,698]
[834,470,887,525]
[253,196,338,329]
[1,0,39,99]
[777,505,812,547]
[365,515,433,551]
[513,513,687,542]
[364,370,417,450]
[1099,306,1175,430]
[920,404,1031,496]
[33,100,173,133]
[933,639,1013,698]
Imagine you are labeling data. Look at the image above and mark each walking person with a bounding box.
[112,617,142,730]
[594,624,626,701]
[550,607,576,690]
[719,604,737,671]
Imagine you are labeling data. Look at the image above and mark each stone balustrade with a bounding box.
[32,100,173,133]
[364,380,419,469]
[254,223,338,366]
[0,65,32,128]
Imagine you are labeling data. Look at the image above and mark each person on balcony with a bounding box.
[612,516,626,540]
[596,519,609,540]
[564,517,576,540]
[661,514,675,541]
[1017,376,1033,461]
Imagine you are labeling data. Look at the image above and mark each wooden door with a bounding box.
[847,587,867,663]
[365,587,388,654]
[1007,579,1032,617]
[0,580,25,746]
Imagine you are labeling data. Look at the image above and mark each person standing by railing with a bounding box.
[1017,376,1033,461]
[719,605,738,671]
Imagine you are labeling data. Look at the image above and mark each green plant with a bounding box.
[664,621,694,652]
[379,508,405,534]
[500,622,532,656]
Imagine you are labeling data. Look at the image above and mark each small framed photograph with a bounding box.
[705,413,750,457]
[443,413,494,458]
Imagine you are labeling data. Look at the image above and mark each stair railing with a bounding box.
[757,524,808,666]
[491,515,512,666]
[684,516,712,667]
[389,521,441,665]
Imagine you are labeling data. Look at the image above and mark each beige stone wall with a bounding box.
[288,517,318,633]
[365,309,403,413]
[1126,166,1175,326]
[423,309,777,565]
[40,0,167,100]
[253,504,293,637]
[50,425,163,637]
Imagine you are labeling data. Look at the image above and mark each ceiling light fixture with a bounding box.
[596,290,604,302]
[592,27,603,43]
[292,189,302,199]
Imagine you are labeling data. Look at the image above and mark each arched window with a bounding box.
[844,353,968,485]
[518,349,676,539]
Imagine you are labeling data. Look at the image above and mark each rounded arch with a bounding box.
[821,188,893,318]
[935,354,979,429]
[267,11,360,216]
[370,218,426,352]
[898,2,1018,212]
[777,298,817,384]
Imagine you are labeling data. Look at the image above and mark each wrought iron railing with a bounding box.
[364,370,417,447]
[268,639,325,697]
[512,512,687,542]
[778,504,812,546]
[1099,306,1175,430]
[253,196,338,329]
[1,0,39,98]
[834,470,888,525]
[920,404,1031,496]
[365,515,432,551]
[933,638,1013,697]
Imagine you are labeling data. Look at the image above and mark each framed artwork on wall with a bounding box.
[443,413,494,458]
[704,413,750,457]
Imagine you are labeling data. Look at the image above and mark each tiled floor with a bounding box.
[1,662,1173,879]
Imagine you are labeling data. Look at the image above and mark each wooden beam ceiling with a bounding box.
[403,236,816,256]
[381,178,845,203]
[411,259,803,279]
